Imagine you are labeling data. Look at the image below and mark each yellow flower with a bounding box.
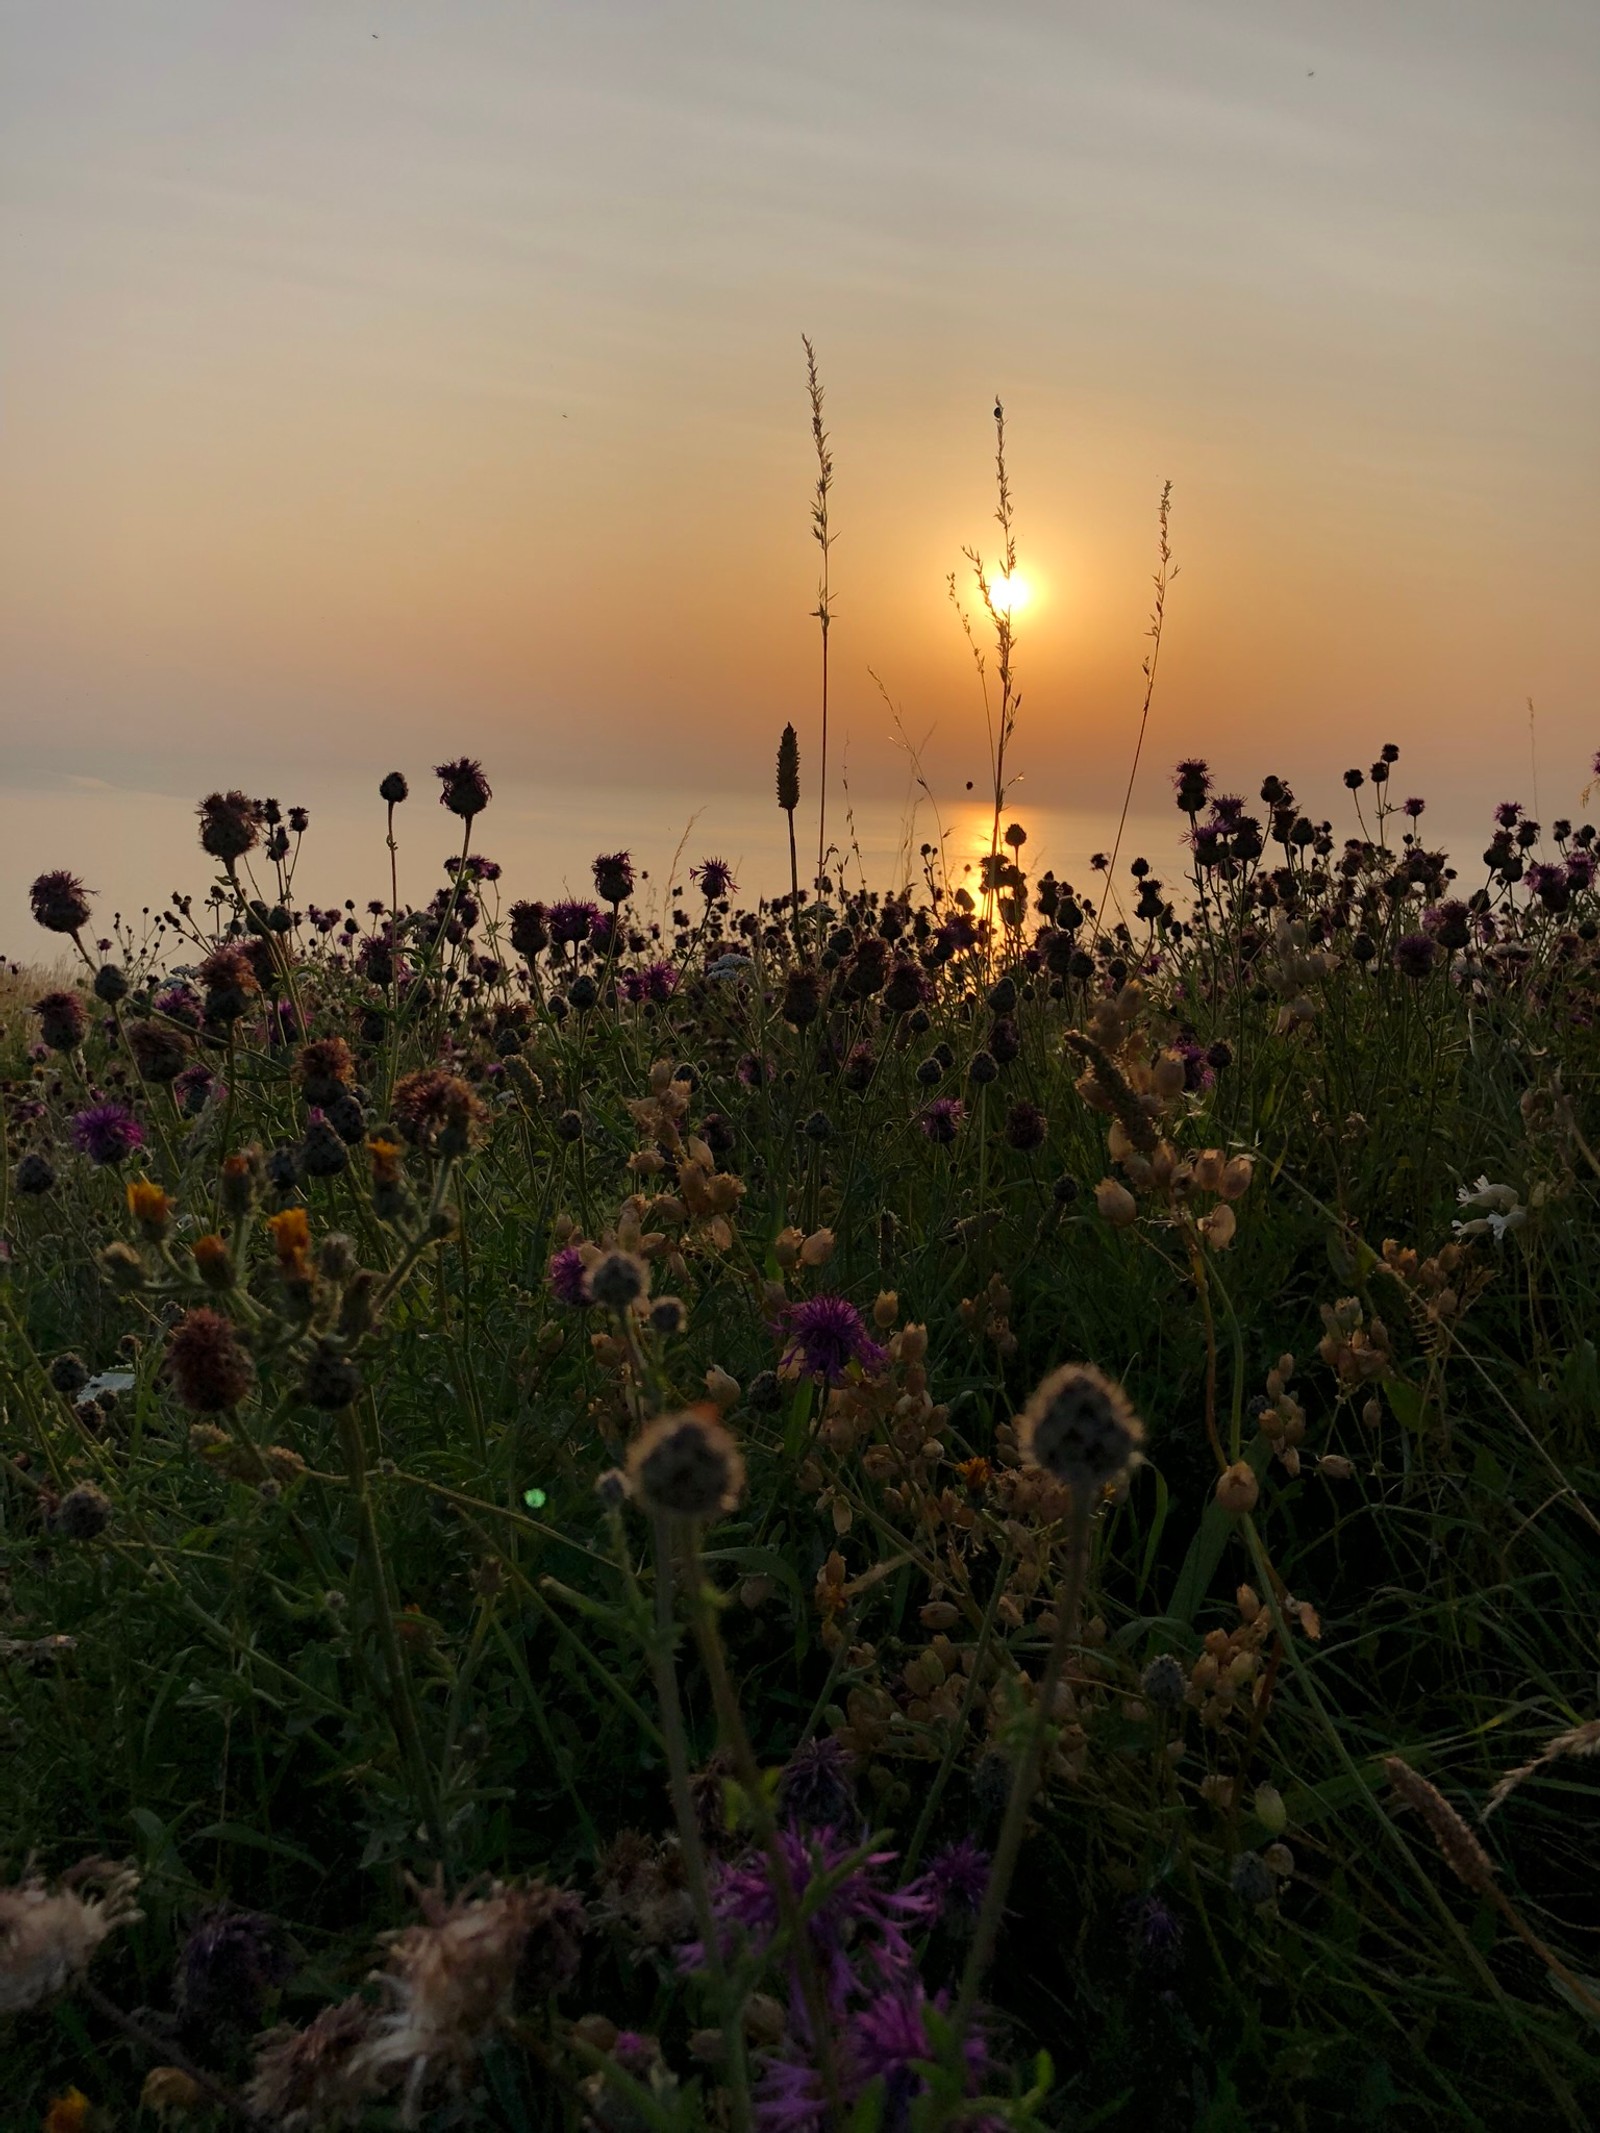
[125,1177,171,1236]
[43,2088,90,2133]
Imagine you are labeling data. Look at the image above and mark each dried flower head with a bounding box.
[391,1070,487,1154]
[0,1857,141,2014]
[349,1878,584,2120]
[1016,1363,1144,1492]
[627,1407,746,1521]
[588,1249,649,1310]
[247,1993,372,2129]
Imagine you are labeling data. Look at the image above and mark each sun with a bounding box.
[988,572,1031,615]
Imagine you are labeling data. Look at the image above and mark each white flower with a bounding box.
[1456,1177,1520,1215]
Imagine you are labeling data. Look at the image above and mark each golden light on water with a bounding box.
[988,572,1031,615]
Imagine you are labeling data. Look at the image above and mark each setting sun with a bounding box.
[988,572,1031,615]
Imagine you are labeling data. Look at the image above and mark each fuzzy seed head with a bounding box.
[1017,1363,1144,1492]
[627,1408,746,1521]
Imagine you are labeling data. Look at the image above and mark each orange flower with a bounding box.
[191,1233,233,1290]
[43,2090,91,2133]
[368,1136,405,1186]
[954,1456,993,1495]
[266,1207,310,1264]
[125,1178,171,1235]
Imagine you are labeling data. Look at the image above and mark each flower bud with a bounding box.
[1215,1461,1260,1515]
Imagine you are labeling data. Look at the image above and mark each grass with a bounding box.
[2,401,1598,2128]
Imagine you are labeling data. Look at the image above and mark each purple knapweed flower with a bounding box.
[782,1297,888,1385]
[692,857,738,900]
[70,1102,145,1165]
[1394,933,1438,980]
[1126,1892,1185,1974]
[435,756,492,819]
[925,1839,990,1925]
[547,899,600,947]
[547,1246,590,1306]
[622,960,679,1004]
[777,1738,857,1830]
[593,851,636,904]
[919,1096,965,1145]
[1493,800,1522,829]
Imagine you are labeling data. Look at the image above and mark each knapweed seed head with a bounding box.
[626,1407,746,1521]
[1016,1363,1144,1493]
[588,1249,649,1311]
[380,770,410,805]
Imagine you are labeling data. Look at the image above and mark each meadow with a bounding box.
[3,724,1598,2133]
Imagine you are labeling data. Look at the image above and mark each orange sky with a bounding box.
[2,2,1597,923]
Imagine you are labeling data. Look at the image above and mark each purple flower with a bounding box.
[1493,799,1522,828]
[1394,933,1438,980]
[435,756,492,819]
[593,851,636,905]
[936,913,981,953]
[622,960,679,1004]
[153,982,205,1030]
[685,1826,939,2009]
[1126,1892,1184,1975]
[919,1097,965,1145]
[692,857,738,900]
[1567,851,1595,891]
[1210,794,1246,829]
[926,1839,990,1923]
[547,1246,590,1306]
[70,1102,144,1165]
[777,1738,857,1830]
[548,899,600,947]
[177,1908,292,2031]
[1402,796,1426,819]
[782,1297,888,1384]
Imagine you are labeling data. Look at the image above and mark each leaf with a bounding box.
[1384,1379,1428,1433]
[1136,1466,1171,1601]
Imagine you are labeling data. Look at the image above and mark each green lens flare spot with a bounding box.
[523,1488,548,1510]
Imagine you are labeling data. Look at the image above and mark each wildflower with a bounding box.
[592,851,635,904]
[177,1908,292,2032]
[435,756,492,819]
[380,769,409,805]
[589,1250,649,1310]
[198,944,260,1023]
[127,1018,191,1083]
[198,790,263,862]
[547,1246,591,1306]
[15,1151,57,1195]
[782,1296,888,1384]
[846,1979,987,2105]
[547,898,600,947]
[69,1102,144,1166]
[166,1307,254,1413]
[918,1096,965,1144]
[247,1994,372,2127]
[692,856,738,900]
[1017,1363,1144,1493]
[1393,933,1437,979]
[52,1484,113,1541]
[1125,1892,1184,1973]
[627,1408,746,1521]
[126,1177,171,1239]
[391,1069,487,1155]
[296,1036,356,1108]
[300,1339,364,1411]
[1140,1653,1188,1711]
[622,960,679,1003]
[34,990,87,1052]
[1173,758,1211,813]
[30,869,93,936]
[781,965,824,1027]
[776,1738,857,1830]
[926,1838,990,1924]
[0,1857,141,2014]
[687,1827,939,2008]
[1004,1098,1047,1151]
[43,2089,91,2133]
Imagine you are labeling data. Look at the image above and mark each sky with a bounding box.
[2,0,1597,932]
